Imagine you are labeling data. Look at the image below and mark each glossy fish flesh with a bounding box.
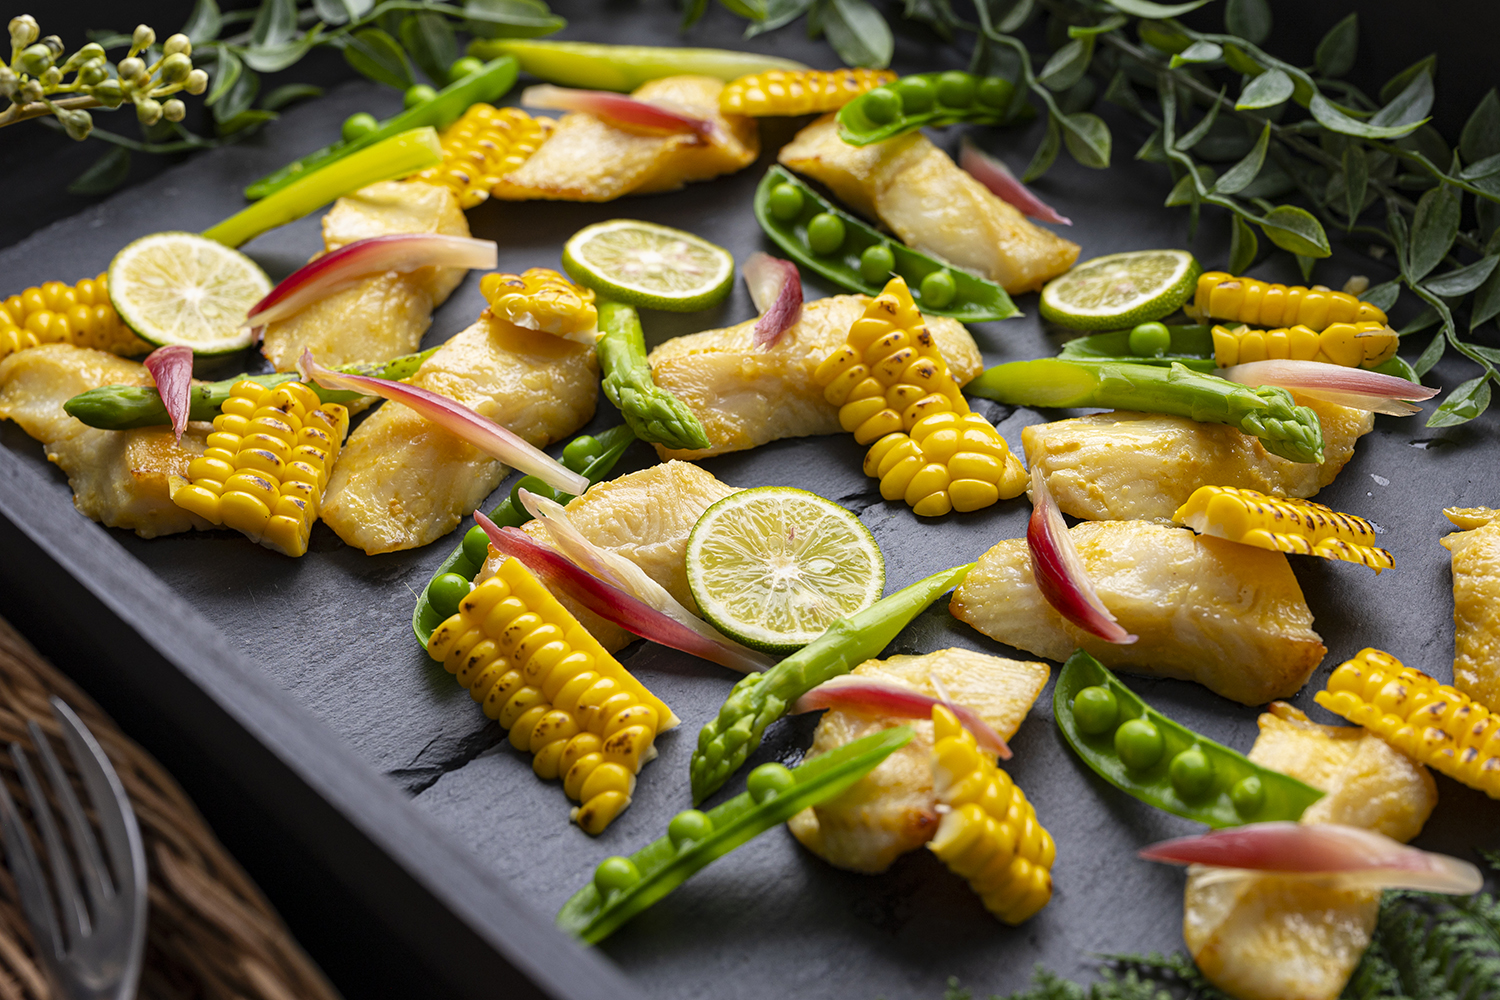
[320,313,597,554]
[261,180,470,372]
[0,344,209,537]
[778,116,1079,293]
[1442,506,1500,707]
[950,521,1325,705]
[648,295,982,460]
[491,76,758,202]
[786,648,1048,873]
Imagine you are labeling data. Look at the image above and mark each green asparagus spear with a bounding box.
[688,562,972,803]
[62,347,439,430]
[967,358,1326,464]
[596,299,712,452]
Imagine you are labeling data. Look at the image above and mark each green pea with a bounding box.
[860,244,896,284]
[562,434,604,472]
[403,84,438,109]
[1231,775,1265,817]
[1071,686,1119,735]
[894,76,936,114]
[768,182,805,221]
[1129,321,1172,358]
[448,56,484,84]
[461,524,491,566]
[511,475,561,511]
[667,809,714,848]
[862,86,902,124]
[936,71,976,107]
[806,213,847,256]
[341,112,379,143]
[1169,748,1214,799]
[920,270,957,309]
[746,762,796,803]
[976,76,1015,109]
[593,856,640,896]
[1115,718,1164,771]
[427,572,472,619]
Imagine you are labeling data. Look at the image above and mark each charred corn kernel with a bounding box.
[1315,648,1500,800]
[1186,272,1387,330]
[169,380,348,557]
[0,274,148,362]
[479,268,598,343]
[408,104,555,209]
[426,557,678,834]
[1211,321,1398,369]
[719,68,898,116]
[815,276,1027,516]
[1174,485,1394,572]
[927,705,1054,924]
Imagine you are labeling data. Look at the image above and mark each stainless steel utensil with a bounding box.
[0,696,147,1000]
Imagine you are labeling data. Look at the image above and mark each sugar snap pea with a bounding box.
[597,300,711,452]
[242,58,518,201]
[1055,651,1323,827]
[836,70,1028,146]
[967,357,1325,464]
[62,347,440,431]
[558,726,913,943]
[689,562,971,803]
[754,167,1017,323]
[412,423,637,649]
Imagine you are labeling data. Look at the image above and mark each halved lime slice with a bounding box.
[1039,249,1201,331]
[108,231,271,355]
[686,487,885,654]
[562,219,734,312]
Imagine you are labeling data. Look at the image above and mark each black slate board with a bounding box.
[4,2,1500,998]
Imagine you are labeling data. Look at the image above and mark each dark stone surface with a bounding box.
[4,2,1500,998]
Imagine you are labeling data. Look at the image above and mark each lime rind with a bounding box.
[108,231,271,355]
[1039,250,1201,332]
[562,219,734,312]
[687,487,885,654]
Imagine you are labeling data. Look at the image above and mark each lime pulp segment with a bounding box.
[564,220,733,308]
[1040,250,1200,330]
[109,231,271,354]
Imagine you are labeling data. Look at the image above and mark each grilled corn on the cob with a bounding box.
[0,275,148,362]
[1211,321,1398,369]
[408,103,554,209]
[1186,272,1387,330]
[426,557,679,833]
[1174,486,1394,572]
[1314,648,1500,800]
[479,268,597,342]
[719,69,897,116]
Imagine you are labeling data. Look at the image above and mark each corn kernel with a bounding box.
[479,268,598,342]
[406,103,555,208]
[1188,272,1387,330]
[719,69,898,116]
[1174,485,1394,572]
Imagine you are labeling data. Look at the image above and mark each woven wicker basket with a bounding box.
[0,616,342,1000]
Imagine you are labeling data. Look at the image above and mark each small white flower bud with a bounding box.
[163,33,191,57]
[184,68,208,95]
[131,24,155,51]
[162,97,185,122]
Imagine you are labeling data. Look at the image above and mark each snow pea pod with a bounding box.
[558,725,913,943]
[836,71,1026,146]
[754,167,1017,323]
[411,423,637,650]
[1054,651,1323,828]
[1058,324,1215,370]
[242,57,518,201]
[468,38,806,92]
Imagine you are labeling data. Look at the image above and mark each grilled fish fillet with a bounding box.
[261,180,470,372]
[950,521,1324,705]
[1023,396,1374,523]
[778,116,1079,293]
[786,648,1048,873]
[491,76,758,202]
[1183,703,1436,1000]
[1442,507,1500,707]
[320,314,597,554]
[0,344,209,537]
[479,460,739,651]
[648,295,983,460]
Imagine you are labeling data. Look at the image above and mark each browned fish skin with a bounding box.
[648,295,982,460]
[0,344,210,537]
[1183,703,1435,1000]
[490,76,758,202]
[320,313,598,554]
[261,181,470,372]
[786,648,1048,873]
[1442,507,1500,707]
[951,521,1325,705]
[778,116,1079,293]
[1023,396,1374,523]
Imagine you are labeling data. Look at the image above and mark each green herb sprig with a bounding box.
[702,0,1500,425]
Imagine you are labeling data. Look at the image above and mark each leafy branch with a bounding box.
[699,0,1500,425]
